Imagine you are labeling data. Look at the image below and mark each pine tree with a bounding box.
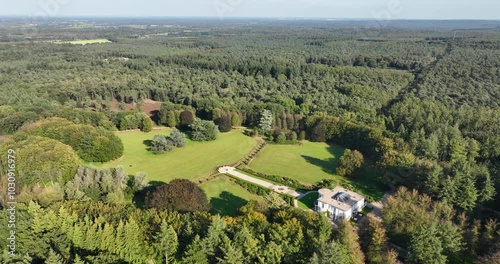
[439,176,457,204]
[74,255,87,264]
[203,216,227,259]
[337,219,365,264]
[423,164,443,197]
[307,214,333,252]
[309,240,350,264]
[454,171,478,211]
[100,223,116,252]
[231,112,241,127]
[72,223,85,248]
[45,248,64,264]
[383,250,399,264]
[359,215,388,264]
[155,220,179,264]
[216,235,245,264]
[233,226,259,262]
[259,109,273,132]
[257,241,284,264]
[181,235,208,264]
[122,218,144,262]
[408,225,447,264]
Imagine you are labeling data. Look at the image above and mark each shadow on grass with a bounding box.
[298,192,319,210]
[340,165,387,201]
[143,139,153,147]
[300,143,345,174]
[210,191,248,216]
[301,144,387,201]
[301,155,338,175]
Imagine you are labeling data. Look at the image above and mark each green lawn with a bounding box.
[58,39,111,45]
[298,192,319,210]
[249,141,385,201]
[250,141,345,184]
[201,177,262,216]
[90,128,257,183]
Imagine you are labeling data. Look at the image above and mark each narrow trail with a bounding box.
[380,41,454,114]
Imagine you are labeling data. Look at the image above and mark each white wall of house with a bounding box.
[316,201,353,220]
[316,199,365,220]
[353,200,365,213]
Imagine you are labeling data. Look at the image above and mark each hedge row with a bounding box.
[232,177,295,206]
[233,178,271,196]
[238,167,312,191]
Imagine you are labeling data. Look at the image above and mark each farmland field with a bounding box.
[58,39,112,45]
[201,177,262,216]
[91,128,257,183]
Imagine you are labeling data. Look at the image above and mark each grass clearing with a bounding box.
[298,192,319,210]
[201,177,262,216]
[249,141,386,200]
[250,141,345,184]
[58,39,112,45]
[90,128,257,183]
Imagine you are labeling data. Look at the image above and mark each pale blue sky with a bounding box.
[0,0,498,19]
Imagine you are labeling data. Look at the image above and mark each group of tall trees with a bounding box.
[149,129,187,154]
[0,159,378,264]
[383,187,500,264]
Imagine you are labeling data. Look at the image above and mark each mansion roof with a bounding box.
[317,186,365,212]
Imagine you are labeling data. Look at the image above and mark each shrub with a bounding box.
[150,135,175,154]
[169,128,187,147]
[190,118,220,141]
[180,110,195,128]
[141,115,154,132]
[215,114,232,133]
[275,132,287,144]
[231,112,242,127]
[299,131,306,141]
[232,179,271,196]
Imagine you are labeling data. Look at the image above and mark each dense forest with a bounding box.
[0,18,499,263]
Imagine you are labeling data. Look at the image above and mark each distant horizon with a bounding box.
[1,15,499,21]
[1,0,498,20]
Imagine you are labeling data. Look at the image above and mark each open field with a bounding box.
[201,177,262,216]
[249,141,386,200]
[91,129,257,183]
[58,39,111,45]
[297,192,319,210]
[250,141,345,184]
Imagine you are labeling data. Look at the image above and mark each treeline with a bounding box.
[0,194,378,264]
[0,118,124,187]
[20,118,123,162]
[0,105,116,135]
